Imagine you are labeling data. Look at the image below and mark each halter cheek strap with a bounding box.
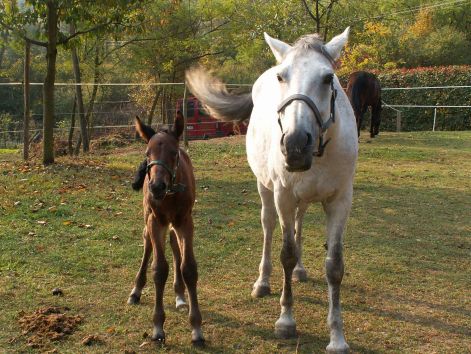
[147,150,186,195]
[277,80,337,157]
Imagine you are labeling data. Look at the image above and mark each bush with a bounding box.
[340,65,471,131]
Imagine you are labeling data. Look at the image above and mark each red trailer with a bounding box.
[176,97,247,140]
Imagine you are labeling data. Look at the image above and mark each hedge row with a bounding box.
[340,65,471,131]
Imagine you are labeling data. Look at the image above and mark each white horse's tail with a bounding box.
[185,67,253,122]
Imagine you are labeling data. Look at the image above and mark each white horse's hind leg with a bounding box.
[323,191,352,353]
[293,204,308,282]
[274,188,298,339]
[252,181,276,298]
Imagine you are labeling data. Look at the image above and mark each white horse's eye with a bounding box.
[323,73,334,84]
[276,74,283,82]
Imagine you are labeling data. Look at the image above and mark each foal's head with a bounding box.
[264,28,349,171]
[135,112,184,200]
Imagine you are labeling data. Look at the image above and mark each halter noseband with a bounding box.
[147,150,186,196]
[277,44,338,158]
[277,79,337,157]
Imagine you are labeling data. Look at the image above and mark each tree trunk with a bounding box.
[147,87,161,125]
[23,39,31,161]
[70,23,89,153]
[42,0,58,165]
[68,95,77,156]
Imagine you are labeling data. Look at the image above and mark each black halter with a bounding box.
[147,150,186,195]
[277,77,338,157]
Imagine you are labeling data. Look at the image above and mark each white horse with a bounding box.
[186,27,357,353]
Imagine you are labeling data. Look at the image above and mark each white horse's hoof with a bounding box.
[175,296,188,310]
[326,341,350,353]
[292,267,308,282]
[251,282,271,298]
[274,318,297,339]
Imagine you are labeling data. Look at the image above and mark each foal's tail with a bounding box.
[185,67,253,122]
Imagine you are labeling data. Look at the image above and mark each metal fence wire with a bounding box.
[0,82,470,148]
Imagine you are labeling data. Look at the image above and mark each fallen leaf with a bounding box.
[37,220,47,225]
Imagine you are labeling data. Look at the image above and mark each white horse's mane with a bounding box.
[292,34,324,52]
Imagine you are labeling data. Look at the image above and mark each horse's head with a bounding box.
[135,111,184,200]
[264,28,349,172]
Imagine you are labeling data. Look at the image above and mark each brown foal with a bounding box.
[128,112,204,346]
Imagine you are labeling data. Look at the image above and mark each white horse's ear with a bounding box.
[324,27,350,61]
[264,32,292,63]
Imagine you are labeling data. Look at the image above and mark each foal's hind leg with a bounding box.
[174,216,205,346]
[252,180,276,298]
[293,204,308,282]
[128,227,152,304]
[322,190,352,353]
[169,229,187,310]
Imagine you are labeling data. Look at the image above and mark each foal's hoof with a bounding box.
[274,318,297,339]
[251,282,271,298]
[192,338,206,347]
[127,293,140,305]
[151,330,165,344]
[326,341,350,353]
[175,296,188,311]
[292,267,308,282]
[191,329,205,347]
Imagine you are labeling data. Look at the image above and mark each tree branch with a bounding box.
[301,0,317,23]
[0,18,47,47]
[57,20,115,45]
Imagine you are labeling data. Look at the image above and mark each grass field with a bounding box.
[0,131,470,353]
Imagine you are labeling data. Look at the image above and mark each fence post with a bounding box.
[396,111,402,132]
[182,84,188,150]
[432,106,437,131]
[23,39,31,160]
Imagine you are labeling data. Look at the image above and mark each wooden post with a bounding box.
[432,107,437,131]
[182,84,188,150]
[23,40,31,161]
[396,111,402,132]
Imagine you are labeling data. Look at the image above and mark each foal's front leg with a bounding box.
[148,216,169,343]
[322,190,352,353]
[274,187,298,339]
[169,229,187,309]
[252,180,276,298]
[128,227,152,304]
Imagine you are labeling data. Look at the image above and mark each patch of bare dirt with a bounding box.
[18,306,82,348]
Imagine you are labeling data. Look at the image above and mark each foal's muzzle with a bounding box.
[149,181,167,200]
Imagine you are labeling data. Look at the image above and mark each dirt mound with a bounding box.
[90,132,132,150]
[18,306,82,348]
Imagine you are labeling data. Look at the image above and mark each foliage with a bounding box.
[340,65,471,131]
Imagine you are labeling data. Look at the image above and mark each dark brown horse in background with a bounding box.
[128,112,205,346]
[346,71,382,138]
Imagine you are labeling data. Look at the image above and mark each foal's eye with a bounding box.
[276,74,283,82]
[323,73,334,84]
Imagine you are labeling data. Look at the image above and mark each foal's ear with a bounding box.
[135,116,155,143]
[324,27,350,62]
[172,110,184,139]
[264,32,292,64]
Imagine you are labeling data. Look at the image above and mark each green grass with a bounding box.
[0,132,470,353]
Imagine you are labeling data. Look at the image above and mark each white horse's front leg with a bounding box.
[323,190,352,353]
[274,187,298,338]
[252,180,276,298]
[293,204,308,282]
